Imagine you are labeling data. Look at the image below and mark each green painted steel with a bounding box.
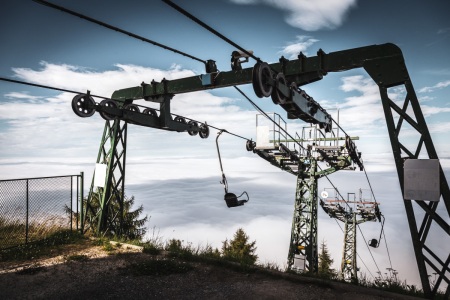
[288,158,320,273]
[84,120,127,234]
[87,41,448,296]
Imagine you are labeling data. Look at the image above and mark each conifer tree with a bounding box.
[221,228,258,265]
[318,239,336,279]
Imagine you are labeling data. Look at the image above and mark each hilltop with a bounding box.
[0,236,422,299]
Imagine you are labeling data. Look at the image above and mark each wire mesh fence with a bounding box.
[0,173,83,250]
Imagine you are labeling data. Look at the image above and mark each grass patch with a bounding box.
[127,259,194,276]
[66,254,89,262]
[0,216,72,250]
[143,243,161,255]
[0,230,83,262]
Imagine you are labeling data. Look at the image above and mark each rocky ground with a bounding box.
[0,239,421,300]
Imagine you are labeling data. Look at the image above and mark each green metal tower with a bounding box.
[320,189,382,281]
[82,119,127,234]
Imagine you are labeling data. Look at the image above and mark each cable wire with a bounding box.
[28,0,392,277]
[162,0,260,64]
[1,76,253,144]
[233,85,306,150]
[320,169,382,275]
[32,0,205,64]
[0,77,109,100]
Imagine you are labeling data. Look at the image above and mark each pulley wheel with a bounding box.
[99,99,118,121]
[187,120,198,136]
[271,73,288,105]
[199,123,209,139]
[142,107,158,117]
[71,94,96,118]
[252,62,273,98]
[290,82,298,93]
[174,116,187,124]
[124,103,140,113]
[246,140,256,151]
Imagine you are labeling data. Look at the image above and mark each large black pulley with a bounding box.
[124,103,140,113]
[142,107,158,117]
[252,62,273,98]
[271,73,289,105]
[187,120,199,136]
[71,94,96,118]
[174,116,187,132]
[199,123,209,139]
[99,99,118,121]
[246,140,256,151]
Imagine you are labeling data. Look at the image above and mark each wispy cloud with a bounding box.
[229,0,357,31]
[4,92,43,102]
[336,75,450,136]
[279,36,319,59]
[1,62,259,160]
[418,80,450,93]
[437,27,450,35]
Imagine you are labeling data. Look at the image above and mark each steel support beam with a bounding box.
[288,158,319,273]
[83,120,127,235]
[341,213,357,282]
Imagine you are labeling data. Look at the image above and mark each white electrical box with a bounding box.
[404,159,440,201]
[94,163,107,188]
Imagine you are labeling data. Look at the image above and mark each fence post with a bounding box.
[80,172,84,234]
[70,177,73,232]
[25,179,29,244]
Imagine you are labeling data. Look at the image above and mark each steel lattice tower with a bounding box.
[320,189,382,281]
[81,119,127,234]
[288,158,319,272]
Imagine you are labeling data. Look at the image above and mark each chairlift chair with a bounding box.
[216,130,249,207]
[369,213,385,248]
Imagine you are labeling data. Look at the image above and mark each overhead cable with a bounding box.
[320,168,383,275]
[32,0,205,64]
[1,76,252,143]
[0,77,109,100]
[161,0,261,64]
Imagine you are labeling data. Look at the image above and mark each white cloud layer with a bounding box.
[2,62,449,289]
[229,0,357,31]
[279,36,319,59]
[418,80,450,93]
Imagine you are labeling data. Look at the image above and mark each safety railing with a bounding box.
[0,173,83,250]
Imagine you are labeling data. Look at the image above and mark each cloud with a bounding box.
[337,75,386,132]
[0,62,263,162]
[229,0,357,31]
[279,36,319,59]
[437,27,450,35]
[11,62,197,98]
[418,80,450,93]
[4,92,43,102]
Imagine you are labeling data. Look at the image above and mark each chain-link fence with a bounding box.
[0,173,84,250]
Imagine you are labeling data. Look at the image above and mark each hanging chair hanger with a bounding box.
[369,211,385,248]
[216,130,249,207]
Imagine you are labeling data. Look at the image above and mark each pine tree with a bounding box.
[318,239,336,279]
[221,228,258,265]
[66,191,148,240]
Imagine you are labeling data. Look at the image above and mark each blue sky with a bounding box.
[1,0,450,288]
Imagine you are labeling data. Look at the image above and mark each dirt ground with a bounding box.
[0,240,422,300]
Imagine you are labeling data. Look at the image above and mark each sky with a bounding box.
[1,0,450,289]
